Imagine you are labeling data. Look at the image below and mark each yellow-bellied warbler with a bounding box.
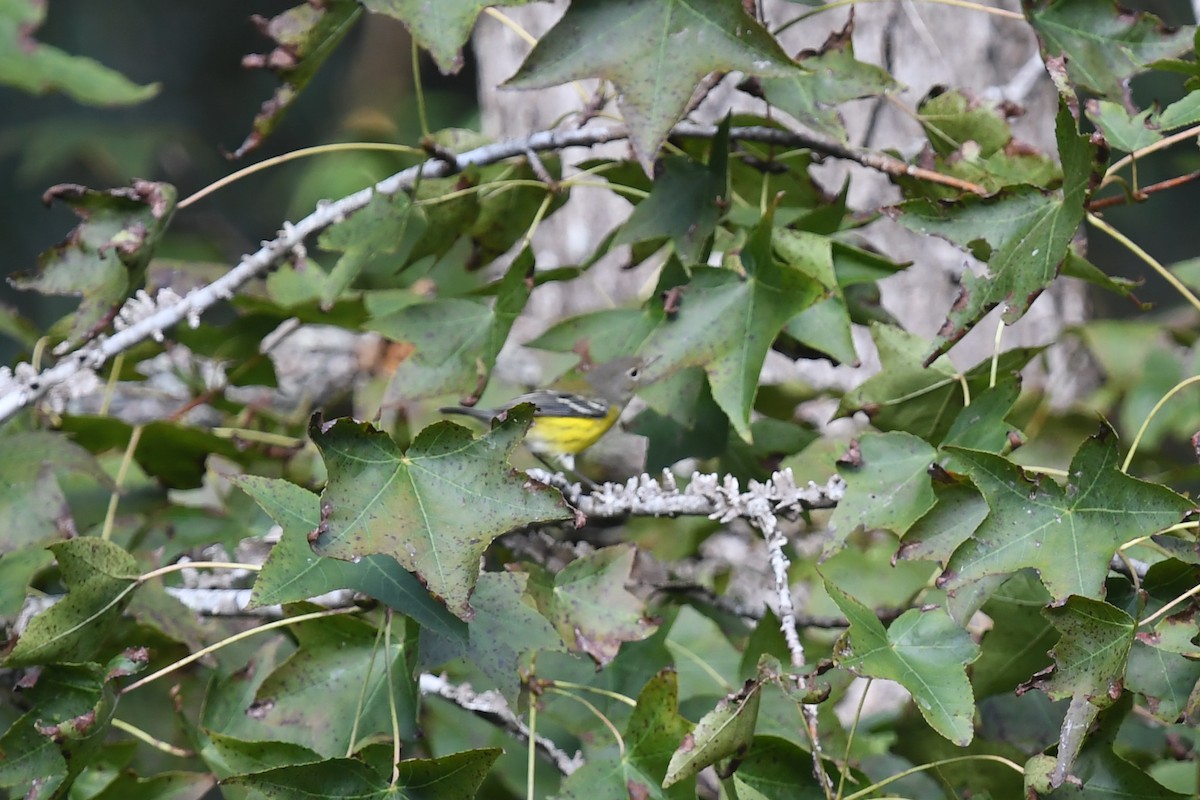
[439,356,647,470]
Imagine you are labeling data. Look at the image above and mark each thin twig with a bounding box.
[1087,170,1200,211]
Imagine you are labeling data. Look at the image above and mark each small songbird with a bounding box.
[440,356,647,471]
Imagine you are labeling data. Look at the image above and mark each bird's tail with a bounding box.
[439,405,499,422]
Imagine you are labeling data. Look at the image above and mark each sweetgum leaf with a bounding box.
[1085,99,1161,153]
[612,122,728,263]
[232,475,466,642]
[640,213,822,441]
[664,675,763,786]
[1024,597,1136,789]
[504,0,801,167]
[894,103,1099,364]
[827,580,979,745]
[0,431,112,553]
[1026,0,1194,101]
[938,424,1192,603]
[557,669,696,799]
[525,544,657,667]
[11,181,176,348]
[0,0,159,105]
[418,572,564,703]
[972,572,1057,699]
[310,408,569,618]
[244,612,417,757]
[362,0,531,74]
[828,432,937,549]
[758,16,896,142]
[317,190,425,309]
[234,1,362,158]
[5,539,139,667]
[223,757,387,797]
[90,771,214,800]
[368,248,533,401]
[897,483,989,566]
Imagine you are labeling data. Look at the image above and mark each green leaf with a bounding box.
[776,227,858,365]
[897,483,989,566]
[11,181,176,348]
[641,214,823,441]
[0,546,54,615]
[505,0,801,166]
[939,424,1192,603]
[557,669,696,800]
[828,432,938,547]
[1159,90,1200,130]
[233,475,466,642]
[917,88,1015,158]
[826,579,980,745]
[5,539,139,667]
[317,190,425,309]
[419,571,564,703]
[223,757,387,797]
[201,731,323,780]
[90,771,215,800]
[1025,597,1136,789]
[727,735,828,799]
[758,17,896,142]
[838,323,1038,444]
[894,103,1097,363]
[0,0,159,105]
[972,572,1057,698]
[362,0,531,74]
[941,378,1023,456]
[243,612,417,757]
[0,711,67,797]
[1085,99,1161,153]
[525,544,657,667]
[1126,608,1200,723]
[0,430,112,553]
[663,674,763,786]
[233,1,362,158]
[310,410,569,618]
[612,126,728,263]
[368,248,533,401]
[1027,0,1194,101]
[60,416,245,489]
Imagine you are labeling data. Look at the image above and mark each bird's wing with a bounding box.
[508,390,611,418]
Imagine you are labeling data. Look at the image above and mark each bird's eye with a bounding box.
[629,367,641,379]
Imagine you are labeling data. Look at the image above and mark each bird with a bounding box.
[440,356,647,472]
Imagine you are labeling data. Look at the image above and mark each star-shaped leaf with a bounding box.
[1085,99,1162,153]
[828,432,938,549]
[640,216,823,441]
[826,579,980,746]
[0,0,159,105]
[368,248,534,402]
[243,612,418,757]
[525,544,658,667]
[1020,596,1135,789]
[418,572,564,703]
[11,181,175,348]
[234,1,362,158]
[505,0,800,167]
[664,674,763,787]
[938,424,1192,603]
[5,539,140,667]
[557,669,696,799]
[233,475,466,643]
[1026,0,1194,102]
[317,190,426,309]
[894,103,1101,363]
[362,0,531,74]
[759,16,897,142]
[309,409,569,619]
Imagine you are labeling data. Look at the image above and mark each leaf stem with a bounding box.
[836,678,873,800]
[1102,124,1200,187]
[842,754,1024,800]
[1140,582,1200,627]
[120,606,359,694]
[774,0,1023,36]
[412,39,430,140]
[384,609,402,786]
[100,424,142,542]
[347,619,387,757]
[110,718,195,757]
[177,143,422,209]
[545,686,625,757]
[1086,213,1200,317]
[547,680,637,707]
[1119,374,1200,472]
